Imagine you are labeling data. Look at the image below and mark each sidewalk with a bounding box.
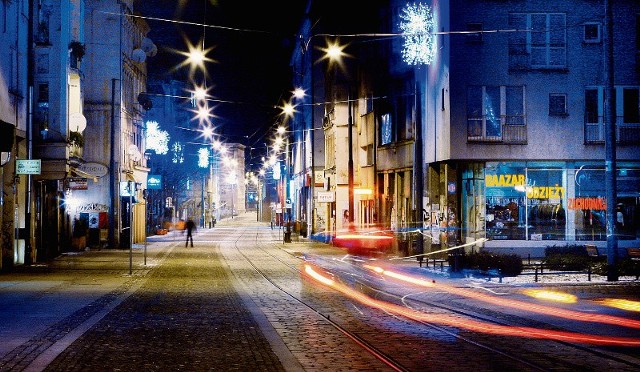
[0,238,178,367]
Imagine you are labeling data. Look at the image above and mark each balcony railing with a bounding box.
[584,117,640,144]
[467,115,527,144]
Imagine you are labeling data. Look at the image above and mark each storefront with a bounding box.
[460,161,640,249]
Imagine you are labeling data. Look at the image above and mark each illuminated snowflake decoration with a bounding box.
[197,147,210,168]
[400,3,436,65]
[145,121,169,155]
[172,142,184,164]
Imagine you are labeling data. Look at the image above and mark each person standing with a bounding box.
[185,218,196,247]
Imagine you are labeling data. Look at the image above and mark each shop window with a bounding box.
[571,167,606,241]
[484,163,527,240]
[526,169,566,241]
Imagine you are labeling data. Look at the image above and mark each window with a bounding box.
[2,2,7,33]
[623,88,639,124]
[38,84,49,103]
[637,15,640,51]
[380,113,393,145]
[467,86,526,142]
[583,22,601,43]
[584,86,640,143]
[584,88,599,124]
[364,144,374,166]
[549,93,568,116]
[37,83,50,134]
[509,13,566,70]
[365,92,374,113]
[466,23,483,43]
[396,94,413,141]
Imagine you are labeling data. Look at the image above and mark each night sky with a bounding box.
[134,0,308,150]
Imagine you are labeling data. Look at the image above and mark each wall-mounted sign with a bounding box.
[317,191,335,203]
[447,181,456,194]
[568,197,606,211]
[78,162,108,178]
[485,174,525,187]
[68,177,88,190]
[147,174,162,189]
[16,159,41,175]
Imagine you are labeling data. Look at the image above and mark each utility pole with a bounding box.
[604,0,618,281]
[414,73,424,259]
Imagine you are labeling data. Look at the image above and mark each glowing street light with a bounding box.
[282,102,295,117]
[193,86,208,101]
[175,38,215,77]
[293,88,305,99]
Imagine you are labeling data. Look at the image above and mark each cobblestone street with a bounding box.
[1,214,639,371]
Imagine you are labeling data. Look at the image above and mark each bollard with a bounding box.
[433,257,436,269]
[535,267,538,282]
[588,265,591,282]
[528,254,531,265]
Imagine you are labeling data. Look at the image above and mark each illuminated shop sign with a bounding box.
[525,186,564,199]
[485,174,525,187]
[486,174,565,199]
[567,197,606,211]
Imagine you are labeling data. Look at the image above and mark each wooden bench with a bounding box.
[585,244,600,258]
[627,248,640,260]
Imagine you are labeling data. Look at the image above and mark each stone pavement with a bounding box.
[0,214,638,371]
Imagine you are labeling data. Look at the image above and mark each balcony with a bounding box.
[584,117,640,144]
[467,115,527,144]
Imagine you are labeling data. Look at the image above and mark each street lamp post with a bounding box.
[284,135,292,242]
[347,90,354,229]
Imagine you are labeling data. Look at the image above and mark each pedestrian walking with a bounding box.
[185,218,196,247]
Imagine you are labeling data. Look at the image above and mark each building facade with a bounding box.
[422,0,640,256]
[293,0,639,258]
[0,0,29,270]
[83,0,151,248]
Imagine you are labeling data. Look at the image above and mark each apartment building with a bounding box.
[422,0,640,256]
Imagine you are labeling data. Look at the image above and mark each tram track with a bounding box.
[212,224,639,371]
[229,227,410,372]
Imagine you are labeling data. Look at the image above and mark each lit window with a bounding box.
[381,113,392,145]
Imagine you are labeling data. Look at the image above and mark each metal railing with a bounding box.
[467,115,527,144]
[584,117,640,144]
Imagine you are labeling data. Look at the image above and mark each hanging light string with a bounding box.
[101,10,584,39]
